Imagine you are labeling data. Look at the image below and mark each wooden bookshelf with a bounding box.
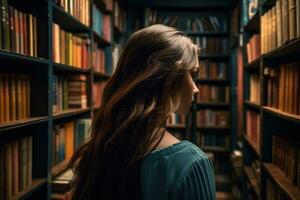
[244,57,260,71]
[94,71,111,80]
[263,106,300,124]
[0,50,49,65]
[197,102,230,108]
[52,3,90,32]
[52,108,91,120]
[263,163,300,200]
[243,134,260,157]
[198,54,230,59]
[53,63,91,74]
[242,0,300,199]
[52,159,70,177]
[0,117,48,133]
[12,179,47,200]
[243,166,260,197]
[244,100,261,110]
[93,31,111,46]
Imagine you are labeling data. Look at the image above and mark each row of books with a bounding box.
[93,81,106,108]
[261,0,300,54]
[55,0,90,27]
[52,119,91,167]
[264,63,300,115]
[0,3,38,57]
[166,113,186,126]
[246,110,260,152]
[52,75,87,113]
[197,85,230,103]
[0,136,33,199]
[93,5,111,42]
[266,179,289,200]
[52,23,91,69]
[114,0,126,32]
[246,34,260,63]
[198,61,227,79]
[144,8,227,32]
[0,74,30,125]
[249,74,260,104]
[197,110,229,127]
[196,134,230,149]
[93,43,105,73]
[191,37,228,55]
[272,135,300,188]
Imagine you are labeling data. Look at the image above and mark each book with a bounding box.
[246,110,260,151]
[197,109,230,127]
[197,85,230,103]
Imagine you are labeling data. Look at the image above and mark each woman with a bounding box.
[69,24,216,200]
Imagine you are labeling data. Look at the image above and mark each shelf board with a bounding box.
[244,58,260,71]
[195,78,230,84]
[52,3,90,33]
[114,25,125,37]
[53,108,91,120]
[93,71,111,80]
[263,38,300,63]
[244,101,261,110]
[262,0,277,10]
[244,166,260,197]
[52,159,69,177]
[200,146,230,153]
[243,134,260,157]
[0,117,48,133]
[0,50,48,65]
[197,102,230,108]
[93,105,101,110]
[12,178,47,200]
[93,31,111,46]
[243,11,259,33]
[197,126,230,130]
[263,106,300,124]
[264,163,300,200]
[198,54,230,59]
[166,124,186,129]
[93,0,107,13]
[184,31,229,36]
[53,62,91,74]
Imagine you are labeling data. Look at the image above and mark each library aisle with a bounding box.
[0,0,299,199]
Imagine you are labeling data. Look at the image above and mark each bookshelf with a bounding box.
[242,0,300,199]
[0,0,127,199]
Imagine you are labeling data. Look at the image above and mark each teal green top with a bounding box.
[141,140,216,200]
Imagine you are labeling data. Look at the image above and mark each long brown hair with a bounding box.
[69,24,199,200]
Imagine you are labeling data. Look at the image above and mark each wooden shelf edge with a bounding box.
[262,37,300,60]
[93,71,111,79]
[243,166,260,197]
[53,62,91,73]
[93,31,111,46]
[244,101,261,110]
[52,3,90,32]
[12,178,46,200]
[263,163,300,200]
[53,108,91,119]
[243,134,260,157]
[0,117,48,132]
[243,11,260,33]
[244,57,260,69]
[52,159,69,177]
[263,106,300,123]
[0,49,48,64]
